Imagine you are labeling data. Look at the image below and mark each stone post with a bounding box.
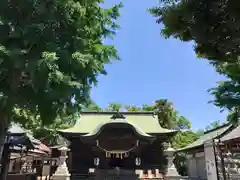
[204,140,218,180]
[164,143,180,178]
[186,154,197,177]
[52,146,71,180]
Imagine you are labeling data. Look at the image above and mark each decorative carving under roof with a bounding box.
[110,112,126,120]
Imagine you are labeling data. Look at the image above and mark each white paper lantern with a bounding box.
[94,157,100,166]
[135,157,141,166]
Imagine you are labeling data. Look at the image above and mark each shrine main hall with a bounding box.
[58,111,177,177]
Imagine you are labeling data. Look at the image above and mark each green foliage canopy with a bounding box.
[0,0,122,130]
[149,0,240,115]
[0,2,122,172]
[104,102,123,112]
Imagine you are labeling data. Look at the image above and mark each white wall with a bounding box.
[186,152,207,179]
[196,152,207,178]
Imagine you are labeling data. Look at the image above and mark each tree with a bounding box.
[175,115,191,130]
[153,99,177,128]
[227,107,240,126]
[105,102,123,112]
[210,81,240,113]
[0,0,122,175]
[142,104,155,111]
[86,104,103,112]
[13,109,78,145]
[149,0,240,115]
[205,120,222,131]
[124,105,141,112]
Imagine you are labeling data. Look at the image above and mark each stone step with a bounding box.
[71,173,94,180]
[70,169,164,180]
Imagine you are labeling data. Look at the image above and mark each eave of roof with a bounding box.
[220,125,240,142]
[81,120,154,138]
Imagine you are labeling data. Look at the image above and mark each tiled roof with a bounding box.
[7,124,50,153]
[59,111,177,135]
[221,125,240,142]
[177,124,232,152]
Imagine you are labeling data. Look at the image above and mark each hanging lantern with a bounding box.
[94,157,100,166]
[135,157,141,166]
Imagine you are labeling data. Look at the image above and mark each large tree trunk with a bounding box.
[0,114,10,180]
[0,66,22,180]
[0,69,21,178]
[0,143,10,180]
[0,115,9,159]
[0,130,5,161]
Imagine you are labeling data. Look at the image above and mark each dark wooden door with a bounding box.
[108,158,125,168]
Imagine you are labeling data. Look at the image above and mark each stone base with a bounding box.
[165,167,180,177]
[51,161,70,180]
[51,174,70,180]
[94,169,138,180]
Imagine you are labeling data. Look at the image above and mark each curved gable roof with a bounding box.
[82,119,153,138]
[59,112,177,135]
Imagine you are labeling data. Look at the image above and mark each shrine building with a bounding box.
[58,111,177,177]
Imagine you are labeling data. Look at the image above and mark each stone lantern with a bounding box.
[52,145,71,180]
[164,143,180,177]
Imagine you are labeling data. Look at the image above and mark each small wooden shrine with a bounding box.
[58,111,177,176]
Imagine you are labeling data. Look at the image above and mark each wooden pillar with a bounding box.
[67,151,72,171]
[71,138,90,174]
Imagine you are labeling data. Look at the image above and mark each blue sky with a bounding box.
[91,0,227,129]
